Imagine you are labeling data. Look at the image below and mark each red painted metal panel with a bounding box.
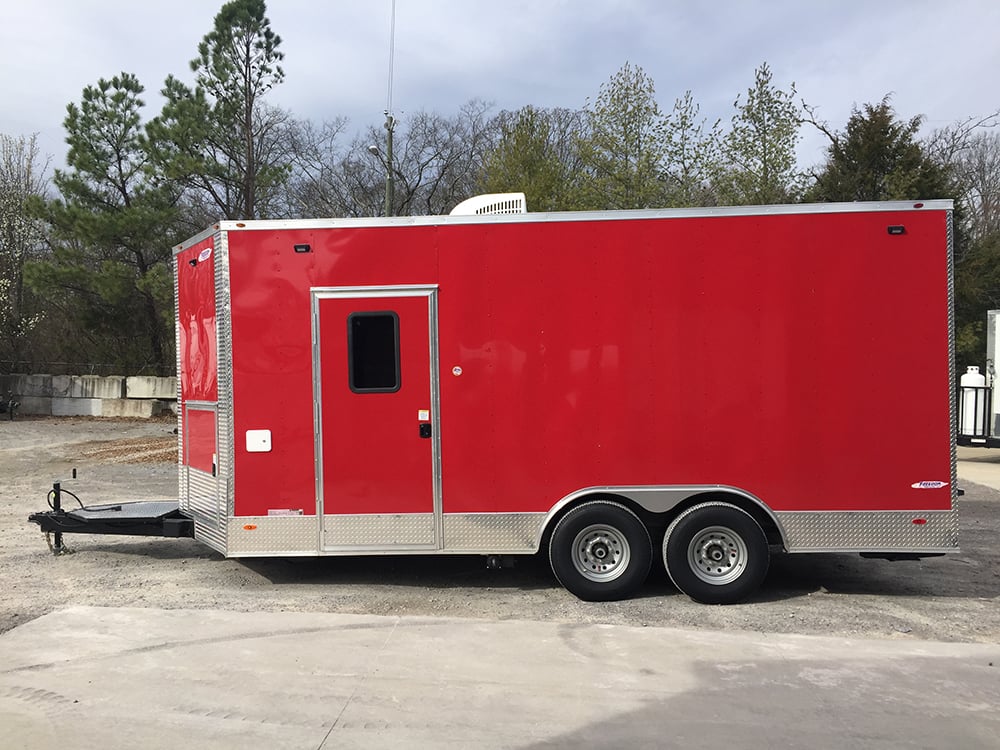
[216,206,952,521]
[436,209,952,514]
[176,239,218,403]
[318,295,434,515]
[225,228,436,517]
[185,408,216,474]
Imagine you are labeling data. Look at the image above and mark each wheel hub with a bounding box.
[571,524,631,582]
[688,525,748,585]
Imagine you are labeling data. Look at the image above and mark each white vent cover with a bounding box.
[449,192,527,216]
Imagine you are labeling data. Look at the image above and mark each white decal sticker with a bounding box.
[268,509,304,516]
[418,409,430,421]
[198,247,213,262]
[911,481,948,489]
[452,366,463,376]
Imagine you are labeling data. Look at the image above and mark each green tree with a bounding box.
[577,62,668,209]
[148,0,287,219]
[806,97,952,202]
[661,91,721,207]
[479,105,584,212]
[28,73,180,374]
[716,63,805,205]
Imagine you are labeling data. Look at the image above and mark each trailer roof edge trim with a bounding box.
[173,199,954,254]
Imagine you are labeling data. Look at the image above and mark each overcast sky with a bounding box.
[2,0,998,173]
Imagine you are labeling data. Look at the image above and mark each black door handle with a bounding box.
[419,423,432,439]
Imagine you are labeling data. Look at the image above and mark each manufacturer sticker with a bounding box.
[910,481,948,489]
[198,247,213,262]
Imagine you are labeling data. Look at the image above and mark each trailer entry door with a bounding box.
[313,286,440,550]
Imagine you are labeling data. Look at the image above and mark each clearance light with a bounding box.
[912,518,928,525]
[243,524,258,530]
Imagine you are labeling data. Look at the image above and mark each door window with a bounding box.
[347,311,400,392]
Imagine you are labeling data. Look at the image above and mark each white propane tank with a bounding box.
[960,365,987,437]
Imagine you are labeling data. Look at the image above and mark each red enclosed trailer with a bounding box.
[34,199,959,604]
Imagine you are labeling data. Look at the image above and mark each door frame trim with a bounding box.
[311,285,442,552]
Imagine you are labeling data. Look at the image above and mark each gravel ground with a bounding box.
[2,417,998,642]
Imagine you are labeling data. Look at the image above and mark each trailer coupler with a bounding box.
[29,482,194,555]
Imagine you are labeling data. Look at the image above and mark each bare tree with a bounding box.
[926,113,1000,241]
[384,100,498,216]
[0,133,49,369]
[286,101,499,219]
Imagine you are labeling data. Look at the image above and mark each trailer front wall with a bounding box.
[175,235,226,552]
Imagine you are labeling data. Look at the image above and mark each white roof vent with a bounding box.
[449,192,527,216]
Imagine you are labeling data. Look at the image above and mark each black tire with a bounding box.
[549,500,652,602]
[663,502,769,604]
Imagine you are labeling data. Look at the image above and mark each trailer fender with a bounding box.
[537,485,788,551]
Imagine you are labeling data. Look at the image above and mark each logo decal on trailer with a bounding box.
[911,481,948,489]
[198,247,213,262]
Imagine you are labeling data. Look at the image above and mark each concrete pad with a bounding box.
[957,445,1000,491]
[0,608,997,750]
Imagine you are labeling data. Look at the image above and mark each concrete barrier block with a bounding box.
[13,374,53,397]
[126,376,177,399]
[101,398,163,418]
[72,376,125,399]
[52,397,103,417]
[17,396,52,415]
[51,375,72,397]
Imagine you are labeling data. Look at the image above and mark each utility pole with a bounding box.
[383,111,395,217]
[383,0,396,217]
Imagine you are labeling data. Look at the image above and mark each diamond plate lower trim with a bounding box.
[777,510,959,552]
[442,513,545,552]
[187,468,226,552]
[227,516,318,555]
[193,517,226,554]
[323,514,436,549]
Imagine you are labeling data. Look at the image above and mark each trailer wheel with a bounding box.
[663,502,769,605]
[549,501,652,602]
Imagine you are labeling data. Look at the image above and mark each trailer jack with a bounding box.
[29,481,194,554]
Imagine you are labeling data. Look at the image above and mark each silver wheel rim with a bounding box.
[571,524,631,582]
[687,525,748,585]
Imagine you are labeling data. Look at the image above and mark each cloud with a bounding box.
[2,0,996,172]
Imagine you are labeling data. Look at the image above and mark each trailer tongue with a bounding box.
[29,482,193,554]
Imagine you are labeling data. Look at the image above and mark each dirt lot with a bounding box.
[1,417,998,642]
